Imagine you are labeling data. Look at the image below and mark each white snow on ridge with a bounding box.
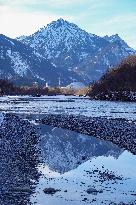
[7,51,30,77]
[104,34,135,54]
[21,18,96,59]
[51,63,57,67]
[7,39,15,46]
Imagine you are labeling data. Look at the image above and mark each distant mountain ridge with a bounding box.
[0,18,136,86]
[17,18,135,84]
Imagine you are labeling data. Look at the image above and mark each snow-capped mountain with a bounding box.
[77,36,136,82]
[19,18,108,61]
[0,34,83,86]
[18,18,136,84]
[1,19,135,86]
[104,34,135,52]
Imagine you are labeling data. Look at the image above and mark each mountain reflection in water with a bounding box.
[1,114,135,205]
[39,124,122,173]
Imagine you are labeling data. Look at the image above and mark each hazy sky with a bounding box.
[0,0,136,48]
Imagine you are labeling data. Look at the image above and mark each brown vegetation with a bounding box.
[87,55,136,101]
[0,79,86,96]
[0,79,19,96]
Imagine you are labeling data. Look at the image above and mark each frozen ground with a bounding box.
[0,95,136,120]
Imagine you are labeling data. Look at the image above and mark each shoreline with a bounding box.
[38,114,136,155]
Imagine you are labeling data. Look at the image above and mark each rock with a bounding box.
[86,187,102,194]
[43,188,61,195]
[82,156,86,160]
[82,198,88,201]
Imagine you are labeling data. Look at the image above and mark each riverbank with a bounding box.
[38,114,136,155]
[0,113,40,205]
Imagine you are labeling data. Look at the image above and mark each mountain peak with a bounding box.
[110,34,122,41]
[104,34,122,42]
[54,18,68,27]
[104,34,129,46]
[34,18,93,48]
[46,18,69,29]
[16,19,136,86]
[104,34,135,51]
[57,18,66,23]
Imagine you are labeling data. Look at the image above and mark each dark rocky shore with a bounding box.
[0,113,40,205]
[39,114,136,155]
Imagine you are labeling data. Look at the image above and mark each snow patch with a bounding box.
[7,51,30,77]
[67,82,86,89]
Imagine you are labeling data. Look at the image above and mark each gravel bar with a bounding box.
[39,114,136,155]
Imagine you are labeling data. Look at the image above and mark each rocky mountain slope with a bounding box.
[88,55,136,101]
[0,34,83,86]
[18,18,136,84]
[1,19,135,86]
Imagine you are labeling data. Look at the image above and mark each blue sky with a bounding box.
[0,0,136,48]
